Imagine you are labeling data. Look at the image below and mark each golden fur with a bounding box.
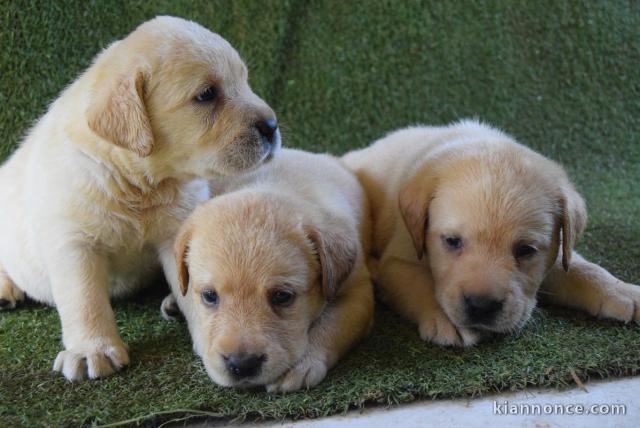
[159,149,374,392]
[343,120,639,346]
[0,16,279,381]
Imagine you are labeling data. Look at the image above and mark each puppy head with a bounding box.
[86,16,280,180]
[400,141,586,333]
[174,193,356,388]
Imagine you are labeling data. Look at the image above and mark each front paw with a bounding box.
[419,310,480,347]
[266,354,327,394]
[594,282,640,323]
[0,274,25,310]
[53,338,129,381]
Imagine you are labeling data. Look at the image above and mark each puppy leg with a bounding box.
[541,252,640,322]
[378,257,480,347]
[49,247,129,381]
[0,265,25,309]
[266,262,374,393]
[160,293,182,321]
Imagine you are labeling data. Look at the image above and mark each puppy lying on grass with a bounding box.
[0,16,279,381]
[343,120,639,346]
[160,149,374,392]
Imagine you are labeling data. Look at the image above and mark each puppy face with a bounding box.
[87,16,280,180]
[400,148,586,333]
[173,195,355,387]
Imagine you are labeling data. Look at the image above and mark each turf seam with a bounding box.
[268,0,309,109]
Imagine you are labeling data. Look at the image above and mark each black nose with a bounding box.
[464,294,504,324]
[224,353,265,379]
[255,119,278,143]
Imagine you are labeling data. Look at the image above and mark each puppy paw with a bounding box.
[0,273,25,310]
[160,293,182,321]
[595,282,640,323]
[53,338,129,381]
[419,311,480,347]
[266,354,327,394]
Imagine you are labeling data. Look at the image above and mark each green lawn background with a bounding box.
[1,1,639,426]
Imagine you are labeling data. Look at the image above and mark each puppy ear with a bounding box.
[305,224,358,301]
[399,170,438,260]
[558,182,587,271]
[174,222,194,296]
[86,59,154,157]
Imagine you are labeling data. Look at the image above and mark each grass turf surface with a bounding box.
[1,0,639,426]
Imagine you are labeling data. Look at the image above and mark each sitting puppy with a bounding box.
[343,120,639,346]
[0,16,280,381]
[159,149,374,392]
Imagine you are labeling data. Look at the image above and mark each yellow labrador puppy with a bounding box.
[159,149,374,392]
[0,16,280,381]
[343,120,639,346]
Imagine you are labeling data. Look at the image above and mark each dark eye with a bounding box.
[201,289,219,306]
[442,235,463,251]
[270,290,295,307]
[195,86,218,103]
[514,244,538,261]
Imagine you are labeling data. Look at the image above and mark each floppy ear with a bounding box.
[398,169,438,260]
[174,222,194,296]
[86,60,154,157]
[305,224,358,301]
[558,182,587,271]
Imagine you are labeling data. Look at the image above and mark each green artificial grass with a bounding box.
[1,0,639,426]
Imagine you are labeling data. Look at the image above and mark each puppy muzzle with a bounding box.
[262,128,281,162]
[464,294,504,326]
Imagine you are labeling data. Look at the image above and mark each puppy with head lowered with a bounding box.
[0,16,280,381]
[159,149,374,392]
[343,120,639,346]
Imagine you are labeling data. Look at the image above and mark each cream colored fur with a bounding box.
[158,149,374,392]
[0,16,279,381]
[343,120,639,346]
